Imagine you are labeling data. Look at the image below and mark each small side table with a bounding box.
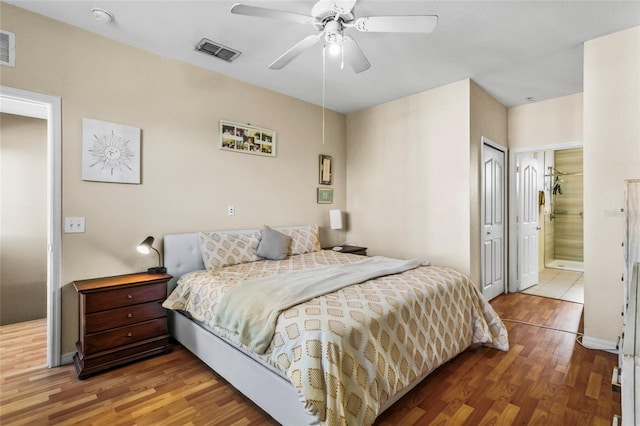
[73,272,173,379]
[323,245,368,256]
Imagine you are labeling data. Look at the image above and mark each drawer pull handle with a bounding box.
[126,332,132,337]
[127,313,132,318]
[127,294,133,299]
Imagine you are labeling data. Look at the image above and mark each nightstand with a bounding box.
[324,245,368,256]
[73,272,173,379]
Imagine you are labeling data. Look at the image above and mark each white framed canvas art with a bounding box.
[82,118,141,184]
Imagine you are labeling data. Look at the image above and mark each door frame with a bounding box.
[1,86,62,367]
[508,141,583,293]
[480,137,508,299]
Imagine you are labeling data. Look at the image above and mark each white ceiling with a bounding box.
[6,1,640,113]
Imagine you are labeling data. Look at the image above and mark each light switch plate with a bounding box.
[64,217,85,233]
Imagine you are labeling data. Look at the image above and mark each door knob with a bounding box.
[536,226,541,230]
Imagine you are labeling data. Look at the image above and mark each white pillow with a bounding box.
[199,231,261,270]
[277,224,321,255]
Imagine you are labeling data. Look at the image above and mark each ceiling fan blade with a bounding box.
[269,34,323,70]
[343,36,370,73]
[354,15,438,33]
[230,3,313,24]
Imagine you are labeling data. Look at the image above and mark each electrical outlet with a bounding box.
[64,217,85,233]
[227,205,235,216]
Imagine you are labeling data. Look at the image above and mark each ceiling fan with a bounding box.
[230,0,438,73]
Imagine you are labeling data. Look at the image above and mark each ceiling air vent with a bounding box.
[0,30,16,67]
[195,38,241,63]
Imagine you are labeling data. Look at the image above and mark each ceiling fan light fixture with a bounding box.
[324,20,344,56]
[328,42,342,56]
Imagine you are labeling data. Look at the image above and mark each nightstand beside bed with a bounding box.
[323,245,368,256]
[73,272,173,379]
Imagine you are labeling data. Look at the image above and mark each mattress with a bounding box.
[163,250,508,425]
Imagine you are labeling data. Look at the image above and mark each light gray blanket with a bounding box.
[213,256,425,354]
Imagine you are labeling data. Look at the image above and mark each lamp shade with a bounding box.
[136,236,154,254]
[329,209,343,230]
[136,236,166,274]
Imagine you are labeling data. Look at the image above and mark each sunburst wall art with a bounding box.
[82,118,141,184]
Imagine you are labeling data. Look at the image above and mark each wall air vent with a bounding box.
[195,38,241,63]
[0,30,16,67]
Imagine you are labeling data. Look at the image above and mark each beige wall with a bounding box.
[346,80,470,273]
[470,81,508,286]
[346,79,506,286]
[583,26,640,344]
[0,113,47,325]
[508,93,583,149]
[0,4,347,354]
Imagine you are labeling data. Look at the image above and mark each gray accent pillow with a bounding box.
[256,227,291,260]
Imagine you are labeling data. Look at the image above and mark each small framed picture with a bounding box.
[319,154,332,185]
[317,187,333,204]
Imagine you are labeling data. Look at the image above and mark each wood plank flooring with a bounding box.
[0,293,620,425]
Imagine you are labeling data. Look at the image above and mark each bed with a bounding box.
[162,225,508,425]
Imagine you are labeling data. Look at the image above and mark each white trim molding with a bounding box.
[582,335,619,353]
[1,86,62,368]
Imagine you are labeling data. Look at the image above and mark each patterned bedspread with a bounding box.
[163,250,509,425]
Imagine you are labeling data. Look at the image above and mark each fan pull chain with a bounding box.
[322,44,326,145]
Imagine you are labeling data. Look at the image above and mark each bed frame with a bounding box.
[163,229,443,425]
[164,230,318,425]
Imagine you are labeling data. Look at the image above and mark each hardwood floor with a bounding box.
[0,293,620,425]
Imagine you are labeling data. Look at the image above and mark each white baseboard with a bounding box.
[582,335,619,353]
[60,351,74,366]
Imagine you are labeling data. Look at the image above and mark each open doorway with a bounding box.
[509,142,584,303]
[0,86,62,367]
[1,113,47,323]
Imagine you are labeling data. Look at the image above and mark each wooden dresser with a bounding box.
[73,272,172,379]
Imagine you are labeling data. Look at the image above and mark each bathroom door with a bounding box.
[518,153,539,290]
[482,143,506,300]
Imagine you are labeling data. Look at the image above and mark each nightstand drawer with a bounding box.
[85,301,166,333]
[84,282,166,313]
[84,318,167,354]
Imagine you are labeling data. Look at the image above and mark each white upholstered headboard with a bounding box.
[163,232,203,292]
[163,226,316,292]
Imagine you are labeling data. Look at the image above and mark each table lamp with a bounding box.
[329,209,343,250]
[136,236,167,274]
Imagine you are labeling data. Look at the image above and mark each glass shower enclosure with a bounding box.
[544,148,584,271]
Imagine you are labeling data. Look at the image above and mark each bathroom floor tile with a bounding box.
[521,268,584,303]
